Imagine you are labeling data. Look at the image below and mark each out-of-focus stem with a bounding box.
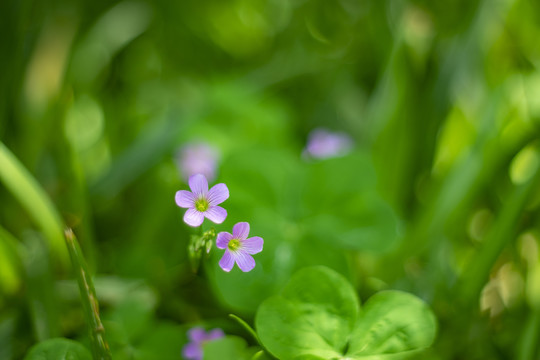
[458,165,540,303]
[65,229,111,360]
[517,308,540,360]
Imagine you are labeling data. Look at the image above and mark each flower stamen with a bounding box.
[228,239,241,252]
[195,198,209,212]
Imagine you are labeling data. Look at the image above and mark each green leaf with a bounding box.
[255,266,359,360]
[255,267,437,360]
[203,336,257,360]
[346,291,437,358]
[135,322,186,360]
[303,152,402,253]
[208,147,350,314]
[24,338,92,360]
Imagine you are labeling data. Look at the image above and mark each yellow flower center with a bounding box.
[195,198,209,212]
[228,239,241,251]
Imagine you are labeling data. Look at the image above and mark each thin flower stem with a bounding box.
[229,314,277,359]
[229,314,259,343]
[250,350,265,360]
[65,229,112,360]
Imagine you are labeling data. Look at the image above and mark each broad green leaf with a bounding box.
[346,291,437,358]
[255,267,437,360]
[135,322,186,360]
[203,336,257,360]
[303,152,401,253]
[24,338,92,360]
[208,147,349,314]
[255,266,359,360]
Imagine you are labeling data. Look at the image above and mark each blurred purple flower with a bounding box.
[175,174,229,227]
[177,143,219,182]
[182,327,225,360]
[216,222,263,272]
[304,128,353,159]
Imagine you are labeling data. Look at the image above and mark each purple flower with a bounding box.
[175,174,229,227]
[182,327,225,360]
[176,142,220,182]
[216,222,263,272]
[304,128,353,159]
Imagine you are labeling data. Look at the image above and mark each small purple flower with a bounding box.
[304,128,353,159]
[176,142,220,182]
[175,174,229,227]
[216,222,263,272]
[182,327,225,360]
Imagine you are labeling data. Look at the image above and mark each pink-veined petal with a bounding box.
[207,183,229,205]
[188,174,208,197]
[182,343,202,360]
[232,222,250,240]
[234,251,256,272]
[242,236,263,255]
[219,250,235,272]
[216,232,233,249]
[204,206,227,224]
[175,190,195,208]
[184,208,204,227]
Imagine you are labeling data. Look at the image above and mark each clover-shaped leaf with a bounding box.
[24,338,92,360]
[203,336,258,360]
[255,266,436,360]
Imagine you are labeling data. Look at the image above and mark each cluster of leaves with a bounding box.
[1,0,540,359]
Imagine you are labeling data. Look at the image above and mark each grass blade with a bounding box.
[0,142,68,269]
[65,229,111,360]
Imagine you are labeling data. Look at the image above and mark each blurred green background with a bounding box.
[1,0,540,358]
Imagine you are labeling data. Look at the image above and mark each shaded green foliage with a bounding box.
[1,0,540,359]
[24,338,92,360]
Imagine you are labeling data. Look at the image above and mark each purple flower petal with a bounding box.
[206,328,225,341]
[207,183,229,206]
[182,343,202,360]
[219,250,235,272]
[184,208,204,227]
[242,236,263,255]
[234,251,256,272]
[305,128,353,159]
[204,206,227,224]
[188,174,208,197]
[216,232,233,249]
[175,190,195,208]
[177,142,219,183]
[232,222,250,240]
[188,327,206,342]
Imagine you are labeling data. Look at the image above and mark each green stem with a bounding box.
[251,350,265,360]
[0,225,22,295]
[458,165,540,303]
[229,314,259,344]
[0,142,68,269]
[517,308,540,360]
[65,229,112,360]
[229,314,277,359]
